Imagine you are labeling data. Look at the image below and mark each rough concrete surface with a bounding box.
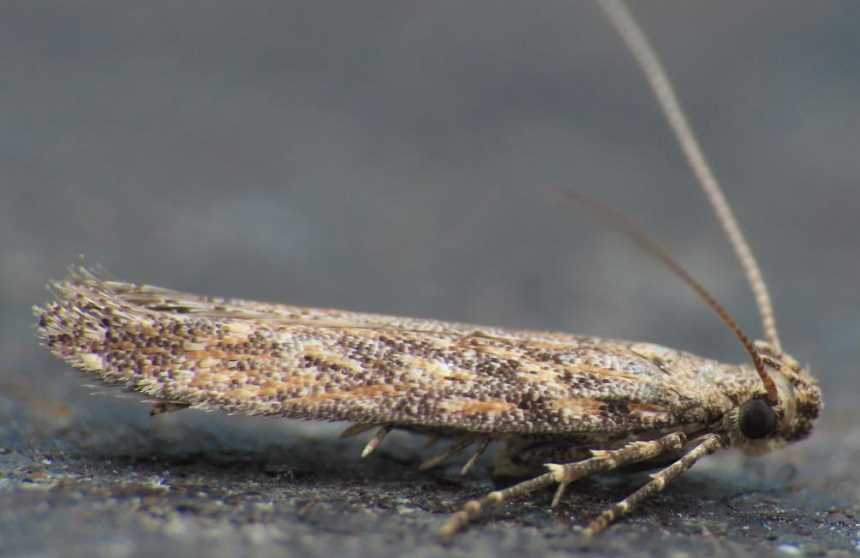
[2,2,860,557]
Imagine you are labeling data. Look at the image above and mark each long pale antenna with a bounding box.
[596,0,782,353]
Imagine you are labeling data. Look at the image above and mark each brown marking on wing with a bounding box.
[513,368,557,383]
[629,402,672,422]
[438,399,516,416]
[548,397,605,417]
[222,387,261,401]
[284,384,400,404]
[465,341,529,362]
[257,381,284,398]
[189,371,236,388]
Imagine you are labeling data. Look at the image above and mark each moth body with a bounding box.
[34,269,822,535]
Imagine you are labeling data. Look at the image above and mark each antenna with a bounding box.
[596,0,783,354]
[560,191,779,405]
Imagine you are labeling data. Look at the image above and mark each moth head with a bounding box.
[734,340,822,455]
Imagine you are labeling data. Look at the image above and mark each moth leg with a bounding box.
[546,432,686,507]
[149,401,190,416]
[419,437,477,471]
[439,431,685,537]
[460,439,491,475]
[423,434,443,449]
[583,433,724,537]
[338,423,376,439]
[360,425,392,458]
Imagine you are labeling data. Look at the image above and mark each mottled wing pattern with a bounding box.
[35,269,741,438]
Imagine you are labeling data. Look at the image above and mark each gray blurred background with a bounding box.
[2,2,859,557]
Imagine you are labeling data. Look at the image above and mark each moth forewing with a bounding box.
[36,270,756,438]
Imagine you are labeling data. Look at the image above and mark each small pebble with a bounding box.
[776,544,802,557]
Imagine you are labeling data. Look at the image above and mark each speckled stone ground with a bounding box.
[3,2,860,557]
[2,392,859,558]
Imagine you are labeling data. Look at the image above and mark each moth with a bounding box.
[34,0,821,537]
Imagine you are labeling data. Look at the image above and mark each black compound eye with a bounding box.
[739,399,777,439]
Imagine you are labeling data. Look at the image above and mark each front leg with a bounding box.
[582,433,724,536]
